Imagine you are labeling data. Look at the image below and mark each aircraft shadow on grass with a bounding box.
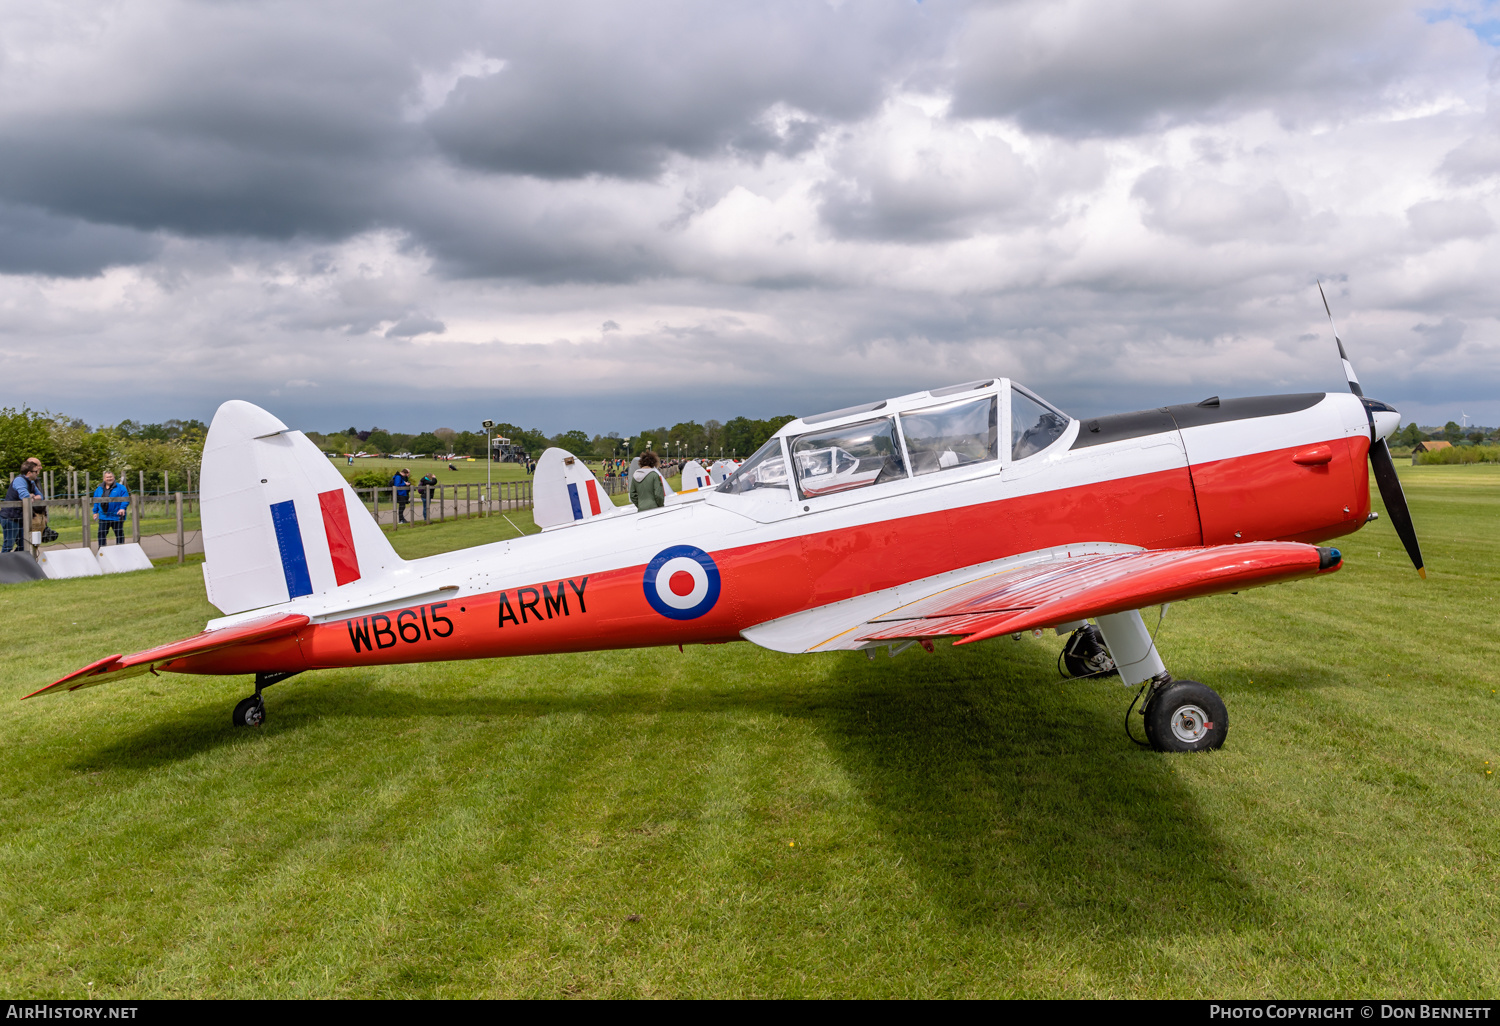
[810,647,1277,941]
[70,640,1300,940]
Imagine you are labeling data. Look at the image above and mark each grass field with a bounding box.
[2,464,1498,998]
[335,456,536,487]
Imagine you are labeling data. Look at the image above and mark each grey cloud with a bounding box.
[1406,199,1495,242]
[1132,167,1316,244]
[423,3,932,180]
[1410,315,1467,356]
[1440,101,1500,184]
[385,315,445,338]
[818,108,1040,241]
[950,0,1414,135]
[1,1,1498,436]
[0,202,159,276]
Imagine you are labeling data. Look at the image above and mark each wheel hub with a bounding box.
[1169,703,1209,744]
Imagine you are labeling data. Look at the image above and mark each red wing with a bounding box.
[843,541,1338,648]
[26,613,310,698]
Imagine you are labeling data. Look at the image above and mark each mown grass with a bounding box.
[1,465,1497,998]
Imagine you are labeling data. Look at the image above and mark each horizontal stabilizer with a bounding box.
[26,613,309,698]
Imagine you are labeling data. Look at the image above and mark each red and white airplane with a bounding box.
[29,301,1423,753]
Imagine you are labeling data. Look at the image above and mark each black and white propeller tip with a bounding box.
[1317,281,1426,579]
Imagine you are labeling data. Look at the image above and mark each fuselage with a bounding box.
[176,383,1374,676]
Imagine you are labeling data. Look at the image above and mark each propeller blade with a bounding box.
[1318,281,1425,578]
[1318,280,1365,398]
[1368,438,1425,578]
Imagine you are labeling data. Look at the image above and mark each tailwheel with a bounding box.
[232,695,266,728]
[1060,624,1117,680]
[1143,680,1227,753]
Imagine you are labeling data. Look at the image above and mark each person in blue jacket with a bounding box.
[92,471,130,547]
[3,458,43,553]
[392,468,411,524]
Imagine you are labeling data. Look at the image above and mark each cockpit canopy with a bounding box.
[716,379,1069,502]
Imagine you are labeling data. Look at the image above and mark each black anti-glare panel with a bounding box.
[1071,408,1178,449]
[1071,393,1328,450]
[1165,393,1325,429]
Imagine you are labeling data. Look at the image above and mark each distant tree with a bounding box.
[1397,422,1425,447]
[1467,431,1485,444]
[0,407,56,474]
[552,429,593,456]
[356,429,372,442]
[411,432,443,454]
[493,422,549,457]
[1444,421,1463,442]
[433,427,456,442]
[722,415,797,458]
[366,429,394,453]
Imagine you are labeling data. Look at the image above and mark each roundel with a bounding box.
[643,545,721,620]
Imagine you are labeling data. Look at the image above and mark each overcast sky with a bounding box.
[2,0,1498,434]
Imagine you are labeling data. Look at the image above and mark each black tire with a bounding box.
[232,696,265,727]
[1061,625,1118,679]
[1143,681,1227,753]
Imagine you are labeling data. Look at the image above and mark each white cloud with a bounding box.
[1,0,1499,431]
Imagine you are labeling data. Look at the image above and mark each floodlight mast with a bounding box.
[482,419,494,516]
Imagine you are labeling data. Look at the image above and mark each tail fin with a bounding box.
[679,459,712,492]
[532,447,627,529]
[709,458,738,484]
[200,401,400,615]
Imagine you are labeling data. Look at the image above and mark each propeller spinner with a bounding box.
[1318,282,1425,578]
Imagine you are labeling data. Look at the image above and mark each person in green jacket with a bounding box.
[628,450,666,511]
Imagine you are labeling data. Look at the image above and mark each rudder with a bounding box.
[200,400,400,614]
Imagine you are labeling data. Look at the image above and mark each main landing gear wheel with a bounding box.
[1143,681,1227,753]
[1061,624,1117,679]
[232,695,266,727]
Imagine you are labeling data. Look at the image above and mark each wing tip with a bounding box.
[24,654,125,699]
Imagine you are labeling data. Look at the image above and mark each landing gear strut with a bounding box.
[230,670,302,727]
[1089,610,1229,753]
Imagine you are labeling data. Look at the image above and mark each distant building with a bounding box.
[1411,439,1452,464]
[490,435,528,463]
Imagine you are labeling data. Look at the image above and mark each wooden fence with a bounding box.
[3,469,657,562]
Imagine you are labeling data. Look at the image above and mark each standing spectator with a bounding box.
[92,471,130,547]
[2,458,43,553]
[418,472,437,522]
[392,468,411,523]
[629,451,666,511]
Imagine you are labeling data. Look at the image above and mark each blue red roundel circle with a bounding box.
[643,545,721,620]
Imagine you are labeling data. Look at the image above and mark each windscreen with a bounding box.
[716,437,789,495]
[1011,386,1069,458]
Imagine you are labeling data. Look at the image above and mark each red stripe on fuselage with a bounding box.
[1188,436,1369,546]
[318,489,361,586]
[172,443,1366,675]
[586,479,602,516]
